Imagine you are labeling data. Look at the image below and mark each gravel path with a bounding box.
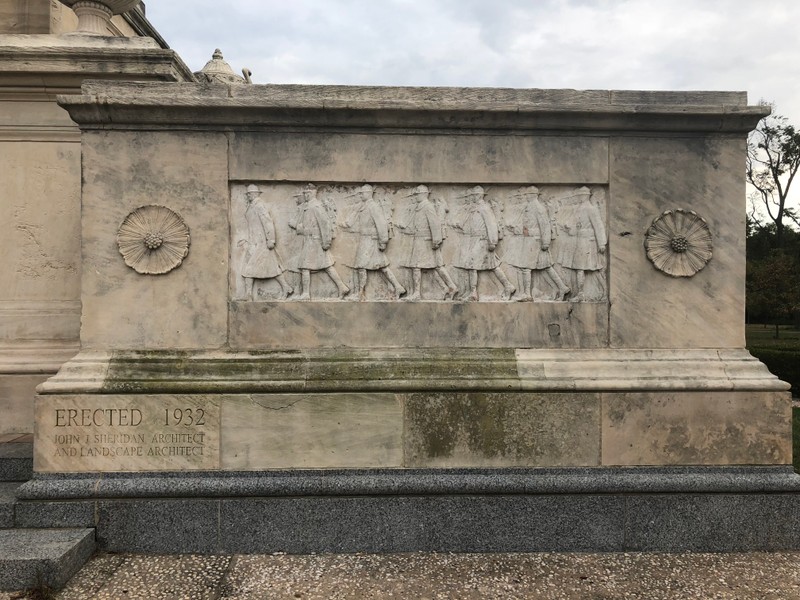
[4,551,800,599]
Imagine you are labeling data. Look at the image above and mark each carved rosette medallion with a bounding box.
[117,205,190,275]
[644,209,712,277]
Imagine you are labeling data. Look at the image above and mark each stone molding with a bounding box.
[17,466,800,500]
[57,82,769,133]
[0,343,80,374]
[0,35,195,82]
[36,348,789,394]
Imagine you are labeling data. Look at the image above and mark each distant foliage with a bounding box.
[746,223,800,333]
[747,114,800,247]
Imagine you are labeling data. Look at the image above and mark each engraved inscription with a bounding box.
[35,396,220,472]
[230,183,609,303]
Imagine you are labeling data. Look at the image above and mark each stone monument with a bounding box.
[15,81,799,553]
[0,0,193,435]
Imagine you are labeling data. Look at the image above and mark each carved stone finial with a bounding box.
[194,49,253,84]
[59,0,141,35]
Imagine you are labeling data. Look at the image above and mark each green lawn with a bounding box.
[746,324,800,397]
[746,325,800,472]
[746,324,800,351]
[794,408,800,473]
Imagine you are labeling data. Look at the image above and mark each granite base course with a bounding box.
[0,528,95,591]
[13,467,800,553]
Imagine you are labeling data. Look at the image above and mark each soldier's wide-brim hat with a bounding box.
[346,184,374,197]
[511,185,540,198]
[245,184,261,195]
[403,184,429,197]
[293,183,318,197]
[456,185,486,198]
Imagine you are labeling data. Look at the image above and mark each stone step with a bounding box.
[0,442,33,482]
[0,483,19,528]
[0,528,95,591]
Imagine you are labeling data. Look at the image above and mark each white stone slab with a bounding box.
[221,393,403,469]
[35,395,220,472]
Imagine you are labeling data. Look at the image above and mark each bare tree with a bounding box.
[746,113,800,247]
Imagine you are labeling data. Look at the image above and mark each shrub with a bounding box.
[749,348,800,397]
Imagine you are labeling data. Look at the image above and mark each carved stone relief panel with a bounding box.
[230,183,608,303]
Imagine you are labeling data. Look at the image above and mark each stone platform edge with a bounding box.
[36,348,789,394]
[13,467,800,553]
[17,466,800,499]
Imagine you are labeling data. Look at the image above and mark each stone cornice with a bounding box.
[56,82,770,133]
[0,35,194,83]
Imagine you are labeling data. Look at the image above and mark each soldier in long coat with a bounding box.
[396,185,457,301]
[238,184,293,300]
[290,183,350,300]
[554,186,607,302]
[342,184,406,300]
[504,186,570,301]
[451,186,515,301]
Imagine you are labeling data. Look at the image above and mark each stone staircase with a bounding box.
[0,435,95,592]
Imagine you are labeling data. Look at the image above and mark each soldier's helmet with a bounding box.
[246,184,261,195]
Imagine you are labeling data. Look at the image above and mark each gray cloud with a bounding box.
[148,0,800,121]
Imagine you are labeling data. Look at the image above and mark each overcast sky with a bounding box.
[146,0,800,121]
[144,0,800,217]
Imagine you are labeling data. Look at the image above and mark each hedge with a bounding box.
[749,348,800,397]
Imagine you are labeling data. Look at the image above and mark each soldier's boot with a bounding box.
[515,270,532,302]
[570,270,586,302]
[544,267,570,300]
[357,269,368,301]
[276,274,294,299]
[406,269,423,301]
[494,267,515,301]
[461,270,479,302]
[243,277,255,301]
[382,268,406,300]
[296,270,311,300]
[437,267,458,300]
[325,266,350,299]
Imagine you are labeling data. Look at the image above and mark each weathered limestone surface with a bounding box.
[230,302,607,349]
[31,388,791,471]
[601,391,791,466]
[34,82,785,475]
[230,132,609,184]
[80,130,229,349]
[0,33,194,434]
[609,136,746,348]
[222,394,403,469]
[404,392,601,468]
[0,374,42,434]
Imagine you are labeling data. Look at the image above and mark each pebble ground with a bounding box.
[3,551,800,599]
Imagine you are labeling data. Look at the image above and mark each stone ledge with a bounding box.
[0,35,194,83]
[36,348,789,394]
[0,528,95,591]
[10,486,800,553]
[56,82,769,133]
[0,342,80,375]
[17,466,800,500]
[0,443,33,482]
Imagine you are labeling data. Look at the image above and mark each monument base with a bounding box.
[15,466,800,553]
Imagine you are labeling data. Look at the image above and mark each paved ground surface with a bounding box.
[3,551,800,599]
